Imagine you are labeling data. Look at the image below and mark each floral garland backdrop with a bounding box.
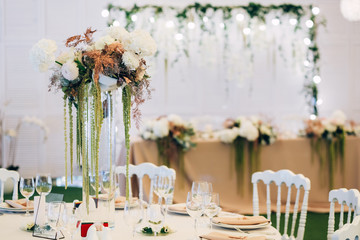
[106,2,325,117]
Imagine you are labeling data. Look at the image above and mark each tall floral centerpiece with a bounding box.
[30,27,156,213]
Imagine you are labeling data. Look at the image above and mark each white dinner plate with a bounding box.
[0,202,34,213]
[212,221,271,230]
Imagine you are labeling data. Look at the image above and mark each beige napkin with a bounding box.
[5,199,34,210]
[168,203,187,213]
[200,232,266,240]
[213,216,269,225]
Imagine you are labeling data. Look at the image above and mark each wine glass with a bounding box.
[153,176,175,218]
[147,204,164,236]
[20,177,35,216]
[204,193,221,230]
[47,201,66,240]
[186,191,205,239]
[123,198,143,239]
[35,174,52,197]
[192,181,212,208]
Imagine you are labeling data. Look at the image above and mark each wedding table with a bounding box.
[130,136,360,213]
[0,206,281,239]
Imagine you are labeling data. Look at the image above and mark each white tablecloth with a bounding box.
[0,209,281,240]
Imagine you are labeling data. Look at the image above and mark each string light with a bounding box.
[188,22,195,29]
[289,18,298,25]
[317,98,323,105]
[313,75,321,84]
[272,18,280,25]
[175,33,184,40]
[113,21,120,27]
[219,22,225,29]
[166,20,175,28]
[131,15,138,22]
[304,38,311,45]
[243,27,251,35]
[310,114,317,120]
[312,7,320,15]
[306,20,314,28]
[101,9,109,18]
[203,16,209,22]
[259,25,266,31]
[304,60,310,67]
[149,17,155,23]
[236,13,244,22]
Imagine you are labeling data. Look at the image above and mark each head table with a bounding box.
[0,204,281,240]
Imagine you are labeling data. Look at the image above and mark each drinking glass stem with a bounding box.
[25,197,29,216]
[194,218,198,235]
[132,227,136,239]
[210,217,213,230]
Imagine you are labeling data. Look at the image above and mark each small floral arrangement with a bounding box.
[140,114,196,176]
[303,110,349,189]
[141,226,171,235]
[30,26,156,203]
[216,116,277,191]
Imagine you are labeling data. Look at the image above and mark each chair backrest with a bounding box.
[332,215,360,240]
[0,168,19,203]
[327,188,360,240]
[115,162,176,204]
[252,169,311,240]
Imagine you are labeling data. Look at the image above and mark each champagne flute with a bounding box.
[35,174,52,197]
[186,191,204,240]
[204,193,221,230]
[123,198,143,239]
[20,177,35,216]
[47,201,66,240]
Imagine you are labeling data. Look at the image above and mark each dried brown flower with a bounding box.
[66,28,96,47]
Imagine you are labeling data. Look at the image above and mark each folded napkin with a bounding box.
[5,199,34,210]
[212,216,269,225]
[114,196,138,204]
[87,224,113,240]
[200,232,266,240]
[168,203,187,213]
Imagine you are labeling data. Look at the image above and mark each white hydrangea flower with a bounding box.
[260,125,271,136]
[168,114,185,126]
[107,26,130,43]
[142,131,152,140]
[217,128,238,143]
[354,125,360,136]
[61,60,79,81]
[126,29,157,57]
[330,110,347,126]
[153,118,169,138]
[122,51,140,70]
[249,115,260,127]
[29,39,57,72]
[239,120,259,141]
[94,35,115,50]
[321,119,337,133]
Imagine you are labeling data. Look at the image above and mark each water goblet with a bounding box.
[147,204,165,236]
[203,193,221,230]
[35,174,52,197]
[123,198,144,239]
[186,191,205,239]
[20,177,35,216]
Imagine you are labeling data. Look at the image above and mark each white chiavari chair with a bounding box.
[332,215,360,240]
[0,168,19,203]
[252,169,311,240]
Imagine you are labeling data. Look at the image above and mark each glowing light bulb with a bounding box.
[101,9,109,18]
[131,15,137,22]
[272,18,280,26]
[113,21,120,27]
[304,60,310,67]
[188,22,195,29]
[310,114,317,120]
[149,17,155,23]
[306,20,314,28]
[259,25,266,31]
[289,18,298,25]
[304,38,311,45]
[203,16,209,23]
[312,7,320,15]
[243,27,251,35]
[219,22,225,29]
[317,98,323,105]
[175,33,183,40]
[236,13,244,22]
[313,75,321,84]
[166,20,174,28]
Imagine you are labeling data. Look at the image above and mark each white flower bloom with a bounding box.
[61,60,79,80]
[239,121,259,141]
[153,118,169,138]
[122,51,140,70]
[107,26,130,43]
[249,115,260,127]
[168,114,185,126]
[217,129,238,143]
[330,110,347,126]
[236,116,247,125]
[354,125,360,137]
[29,39,57,72]
[56,49,75,65]
[322,119,337,133]
[142,131,152,140]
[126,29,157,57]
[94,35,115,50]
[260,125,271,136]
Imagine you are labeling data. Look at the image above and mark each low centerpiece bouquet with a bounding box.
[216,116,277,191]
[30,26,157,209]
[140,114,196,177]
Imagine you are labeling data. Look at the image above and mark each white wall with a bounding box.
[0,0,360,177]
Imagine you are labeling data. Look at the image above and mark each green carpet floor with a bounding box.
[4,186,339,239]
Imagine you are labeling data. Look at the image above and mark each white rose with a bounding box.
[322,119,337,133]
[239,121,259,141]
[94,35,115,50]
[107,26,130,43]
[122,51,140,70]
[56,49,75,65]
[29,39,57,72]
[167,114,185,126]
[126,29,157,57]
[330,110,347,126]
[61,60,79,80]
[153,118,169,138]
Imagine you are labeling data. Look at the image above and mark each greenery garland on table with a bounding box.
[106,2,325,117]
[30,27,157,208]
[217,117,276,193]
